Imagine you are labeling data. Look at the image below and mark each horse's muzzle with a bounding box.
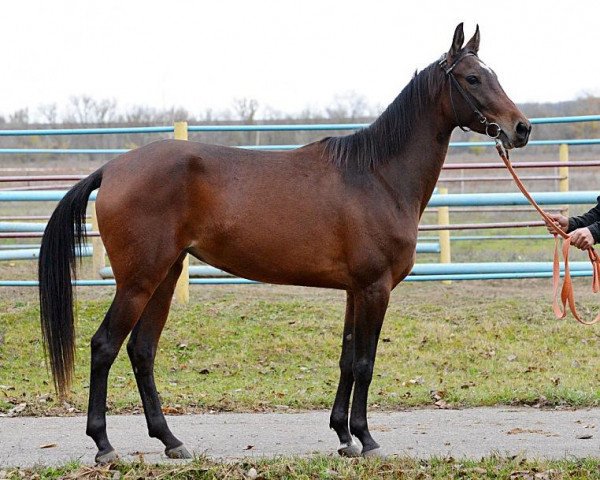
[513,120,532,148]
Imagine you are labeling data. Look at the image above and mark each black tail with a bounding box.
[38,168,103,397]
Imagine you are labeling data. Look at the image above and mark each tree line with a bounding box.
[1,93,598,159]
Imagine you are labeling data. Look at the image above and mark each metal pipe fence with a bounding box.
[0,114,599,137]
[1,115,598,288]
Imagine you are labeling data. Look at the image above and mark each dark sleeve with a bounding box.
[568,196,600,239]
[588,222,600,244]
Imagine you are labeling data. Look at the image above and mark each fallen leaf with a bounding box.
[407,376,424,386]
[244,445,255,450]
[7,403,26,417]
[161,406,182,415]
[430,389,446,401]
[576,434,593,440]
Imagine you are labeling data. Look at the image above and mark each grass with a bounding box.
[2,280,600,415]
[4,456,600,479]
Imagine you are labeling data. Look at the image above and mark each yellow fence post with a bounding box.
[437,187,451,284]
[173,121,190,304]
[91,203,105,277]
[559,144,569,217]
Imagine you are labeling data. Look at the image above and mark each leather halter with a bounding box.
[439,52,501,139]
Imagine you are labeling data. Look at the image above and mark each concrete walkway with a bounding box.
[1,407,599,467]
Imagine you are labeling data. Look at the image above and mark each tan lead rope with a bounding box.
[495,142,600,325]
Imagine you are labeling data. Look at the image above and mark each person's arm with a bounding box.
[544,197,600,249]
[568,196,600,233]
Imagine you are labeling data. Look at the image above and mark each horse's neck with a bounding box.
[379,113,453,217]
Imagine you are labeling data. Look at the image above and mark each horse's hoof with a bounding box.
[362,446,383,458]
[337,439,361,457]
[165,444,192,459]
[95,448,118,464]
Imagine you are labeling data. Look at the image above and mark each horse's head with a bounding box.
[440,23,531,149]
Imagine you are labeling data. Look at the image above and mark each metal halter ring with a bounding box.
[485,122,502,139]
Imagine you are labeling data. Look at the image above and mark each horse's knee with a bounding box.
[353,358,374,384]
[339,353,353,372]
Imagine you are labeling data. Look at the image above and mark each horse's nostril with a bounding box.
[516,121,530,140]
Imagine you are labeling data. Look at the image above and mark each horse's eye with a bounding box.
[466,75,480,85]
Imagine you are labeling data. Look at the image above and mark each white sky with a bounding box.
[2,0,599,120]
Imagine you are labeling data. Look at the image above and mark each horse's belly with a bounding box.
[186,238,350,290]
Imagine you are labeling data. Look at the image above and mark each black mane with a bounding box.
[324,61,444,171]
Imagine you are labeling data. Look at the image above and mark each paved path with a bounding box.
[2,408,599,467]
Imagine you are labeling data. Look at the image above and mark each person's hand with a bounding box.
[570,227,595,250]
[544,213,568,235]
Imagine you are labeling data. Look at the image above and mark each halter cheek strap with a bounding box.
[439,52,501,139]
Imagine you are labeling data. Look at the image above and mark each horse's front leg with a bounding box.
[349,282,390,456]
[329,292,361,457]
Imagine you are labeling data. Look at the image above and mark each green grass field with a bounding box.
[2,280,600,416]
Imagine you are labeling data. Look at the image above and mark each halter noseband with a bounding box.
[439,52,502,140]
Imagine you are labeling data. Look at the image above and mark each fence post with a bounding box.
[437,187,451,284]
[173,121,190,304]
[559,144,569,217]
[91,203,105,277]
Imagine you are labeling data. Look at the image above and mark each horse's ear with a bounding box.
[449,23,465,59]
[464,24,480,54]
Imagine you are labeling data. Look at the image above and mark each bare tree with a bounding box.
[65,96,117,124]
[325,91,371,121]
[233,97,259,123]
[9,108,29,126]
[38,103,58,124]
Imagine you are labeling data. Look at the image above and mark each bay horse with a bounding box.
[39,23,530,462]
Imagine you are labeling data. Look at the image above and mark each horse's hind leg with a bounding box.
[126,253,191,459]
[86,282,156,463]
[329,292,361,457]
